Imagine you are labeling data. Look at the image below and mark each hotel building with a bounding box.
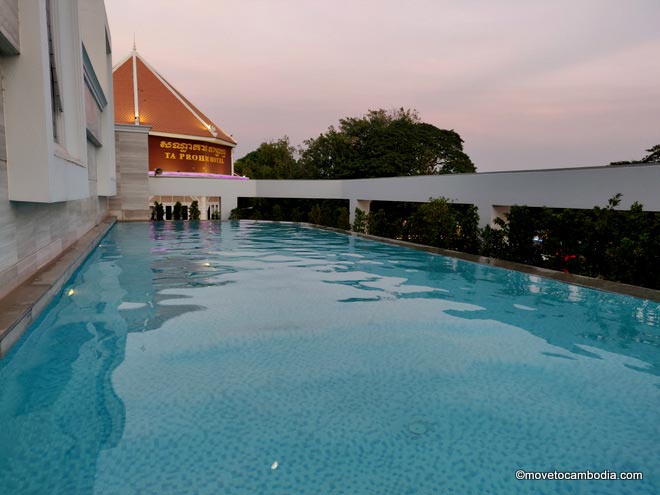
[111,49,241,221]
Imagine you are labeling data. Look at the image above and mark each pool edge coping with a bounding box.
[0,217,117,359]
[281,220,660,303]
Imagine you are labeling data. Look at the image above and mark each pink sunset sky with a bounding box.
[106,0,660,172]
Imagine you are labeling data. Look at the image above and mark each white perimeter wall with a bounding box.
[148,164,660,226]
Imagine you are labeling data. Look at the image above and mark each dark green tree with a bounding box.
[481,195,660,289]
[172,201,182,220]
[308,204,322,224]
[189,200,200,220]
[452,204,481,253]
[234,136,307,179]
[642,144,660,163]
[272,204,284,221]
[336,207,350,230]
[480,224,509,259]
[610,143,660,165]
[501,206,549,265]
[352,209,368,233]
[152,201,164,221]
[408,198,459,249]
[367,209,397,238]
[300,108,475,179]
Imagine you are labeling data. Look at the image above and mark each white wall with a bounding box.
[0,0,112,299]
[0,0,19,54]
[3,0,113,202]
[79,0,116,196]
[342,164,660,225]
[148,164,660,225]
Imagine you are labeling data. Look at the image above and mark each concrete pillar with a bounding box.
[469,202,494,228]
[110,125,152,220]
[349,199,372,224]
[200,196,208,220]
[221,196,238,220]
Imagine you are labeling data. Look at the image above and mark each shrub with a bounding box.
[308,204,322,224]
[153,201,164,221]
[173,201,182,220]
[189,200,200,220]
[352,208,368,233]
[336,207,350,230]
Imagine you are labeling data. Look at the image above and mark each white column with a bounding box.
[349,199,372,224]
[221,196,238,220]
[200,196,208,220]
[490,204,511,228]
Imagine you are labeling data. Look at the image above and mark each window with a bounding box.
[45,0,63,143]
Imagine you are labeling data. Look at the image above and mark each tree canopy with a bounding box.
[233,136,304,179]
[300,108,475,179]
[235,109,475,180]
[610,143,660,165]
[641,144,660,163]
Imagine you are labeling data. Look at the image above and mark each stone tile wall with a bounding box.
[0,67,109,300]
[109,128,151,220]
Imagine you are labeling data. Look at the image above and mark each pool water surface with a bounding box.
[0,221,659,494]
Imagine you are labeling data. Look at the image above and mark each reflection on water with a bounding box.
[0,220,658,495]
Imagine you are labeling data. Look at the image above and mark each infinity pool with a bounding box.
[1,221,659,494]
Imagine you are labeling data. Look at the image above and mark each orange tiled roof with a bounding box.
[112,52,236,145]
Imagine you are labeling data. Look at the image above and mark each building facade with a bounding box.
[111,50,241,220]
[0,0,114,300]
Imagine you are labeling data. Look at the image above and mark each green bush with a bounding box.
[352,208,368,233]
[308,204,322,225]
[336,207,350,230]
[152,201,164,221]
[173,201,182,221]
[189,200,200,220]
[480,224,508,259]
[402,198,480,253]
[487,195,660,289]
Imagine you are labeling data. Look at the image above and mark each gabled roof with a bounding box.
[113,51,236,146]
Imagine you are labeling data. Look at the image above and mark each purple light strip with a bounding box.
[149,171,249,180]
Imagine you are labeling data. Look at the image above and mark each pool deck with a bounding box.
[0,217,116,358]
[0,218,657,359]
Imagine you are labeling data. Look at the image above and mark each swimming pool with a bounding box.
[0,221,658,494]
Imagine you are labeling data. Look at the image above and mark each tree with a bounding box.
[500,205,548,266]
[336,207,350,230]
[408,198,459,248]
[152,201,164,221]
[452,204,481,252]
[352,209,368,233]
[480,224,508,259]
[642,144,660,163]
[272,204,283,221]
[173,201,182,220]
[368,209,395,238]
[189,200,200,220]
[479,194,660,289]
[234,136,307,179]
[308,204,322,224]
[300,108,475,179]
[610,143,660,165]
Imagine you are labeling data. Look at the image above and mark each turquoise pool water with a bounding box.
[0,221,659,494]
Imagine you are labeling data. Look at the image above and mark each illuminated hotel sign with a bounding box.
[148,136,232,175]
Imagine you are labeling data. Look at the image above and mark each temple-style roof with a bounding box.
[113,51,236,146]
